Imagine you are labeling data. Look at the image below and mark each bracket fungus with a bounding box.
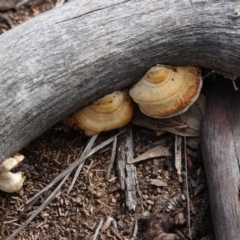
[133,93,206,137]
[65,65,204,137]
[0,153,25,193]
[72,90,134,136]
[129,65,202,118]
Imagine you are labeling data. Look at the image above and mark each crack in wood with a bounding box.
[55,0,131,24]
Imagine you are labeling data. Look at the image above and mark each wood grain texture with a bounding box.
[1,0,240,161]
[201,80,240,240]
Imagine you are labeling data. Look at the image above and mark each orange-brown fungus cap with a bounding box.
[145,66,170,83]
[129,65,202,118]
[73,91,134,136]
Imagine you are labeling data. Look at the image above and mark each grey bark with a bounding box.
[116,127,137,211]
[1,0,240,162]
[201,80,240,240]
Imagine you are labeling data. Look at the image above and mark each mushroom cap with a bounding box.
[73,90,134,136]
[0,153,24,172]
[0,171,25,193]
[129,65,202,118]
[132,93,206,137]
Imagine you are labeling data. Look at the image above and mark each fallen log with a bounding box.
[201,79,240,240]
[1,0,240,163]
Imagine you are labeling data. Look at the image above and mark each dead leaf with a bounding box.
[129,145,171,164]
[150,179,168,187]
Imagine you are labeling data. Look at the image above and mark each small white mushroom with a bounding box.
[0,153,25,193]
[0,153,24,172]
[0,171,25,193]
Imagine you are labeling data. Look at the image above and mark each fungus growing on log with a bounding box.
[0,153,25,193]
[132,93,206,137]
[129,65,202,118]
[73,90,134,136]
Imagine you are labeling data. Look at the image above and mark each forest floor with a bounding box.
[0,1,214,239]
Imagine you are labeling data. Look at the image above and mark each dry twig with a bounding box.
[184,136,192,238]
[106,136,117,180]
[175,135,182,182]
[93,219,104,240]
[67,134,98,194]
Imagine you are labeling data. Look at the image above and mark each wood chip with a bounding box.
[150,179,168,187]
[102,216,114,231]
[175,135,182,181]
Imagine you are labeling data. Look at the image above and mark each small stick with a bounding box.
[111,219,118,230]
[125,164,138,211]
[106,136,117,180]
[175,135,182,182]
[184,137,191,238]
[202,70,215,80]
[131,219,138,240]
[102,216,114,231]
[109,226,123,240]
[93,219,104,240]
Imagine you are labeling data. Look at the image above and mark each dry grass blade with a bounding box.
[17,0,31,7]
[23,131,124,214]
[106,136,117,180]
[67,134,98,195]
[131,219,138,240]
[184,136,191,238]
[93,219,104,240]
[109,226,123,240]
[125,127,134,163]
[6,173,71,240]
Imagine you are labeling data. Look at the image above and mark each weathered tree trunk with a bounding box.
[1,0,240,163]
[201,80,240,240]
